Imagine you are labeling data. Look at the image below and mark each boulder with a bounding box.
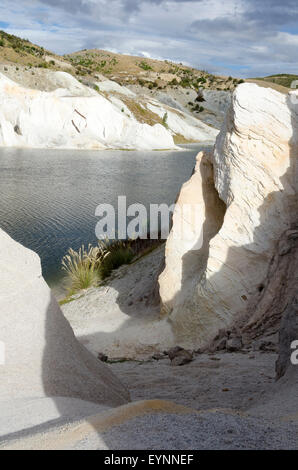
[0,228,129,407]
[226,336,243,352]
[167,347,193,366]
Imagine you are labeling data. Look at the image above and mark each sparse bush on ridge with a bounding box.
[138,60,153,71]
[162,112,169,129]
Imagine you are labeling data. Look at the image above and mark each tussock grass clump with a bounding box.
[62,235,165,297]
[62,244,100,292]
[61,239,134,294]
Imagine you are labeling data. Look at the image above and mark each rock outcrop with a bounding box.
[159,83,298,349]
[276,288,298,381]
[0,228,129,407]
[0,71,217,150]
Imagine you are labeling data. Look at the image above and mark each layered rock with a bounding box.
[159,83,298,349]
[0,72,173,150]
[0,71,217,150]
[0,228,129,407]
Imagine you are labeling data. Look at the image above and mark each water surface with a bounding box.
[0,144,211,292]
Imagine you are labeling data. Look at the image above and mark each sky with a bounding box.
[0,0,298,77]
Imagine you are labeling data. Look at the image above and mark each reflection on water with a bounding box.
[0,144,211,290]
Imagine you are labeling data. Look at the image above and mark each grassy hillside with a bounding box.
[64,49,244,91]
[261,74,298,88]
[4,29,295,96]
[248,74,298,93]
[0,30,73,71]
[0,31,245,92]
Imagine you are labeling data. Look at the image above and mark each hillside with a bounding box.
[247,74,298,94]
[65,48,244,91]
[0,30,236,149]
[0,30,73,71]
[0,30,243,92]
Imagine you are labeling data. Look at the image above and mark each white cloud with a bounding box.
[0,0,298,77]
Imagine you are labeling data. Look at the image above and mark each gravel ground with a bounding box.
[110,351,277,412]
[99,411,298,450]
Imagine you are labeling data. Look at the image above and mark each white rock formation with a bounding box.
[97,79,136,98]
[147,101,218,142]
[0,71,217,150]
[159,83,298,348]
[0,72,173,150]
[0,228,129,407]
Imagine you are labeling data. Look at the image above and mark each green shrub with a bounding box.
[99,246,134,279]
[162,112,169,129]
[138,61,153,71]
[192,104,204,113]
[0,39,4,47]
[180,78,191,88]
[37,62,48,68]
[169,78,178,86]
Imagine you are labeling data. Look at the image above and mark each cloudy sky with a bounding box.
[0,0,297,77]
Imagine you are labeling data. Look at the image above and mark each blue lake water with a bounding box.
[0,144,211,292]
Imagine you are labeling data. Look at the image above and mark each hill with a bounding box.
[0,30,243,92]
[64,48,244,91]
[247,74,298,94]
[0,30,72,71]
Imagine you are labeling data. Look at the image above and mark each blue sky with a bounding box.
[0,0,298,77]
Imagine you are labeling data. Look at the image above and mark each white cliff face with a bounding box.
[159,83,298,348]
[0,72,173,150]
[147,101,218,142]
[0,228,129,407]
[0,71,217,150]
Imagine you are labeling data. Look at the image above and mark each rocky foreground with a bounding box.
[0,82,297,449]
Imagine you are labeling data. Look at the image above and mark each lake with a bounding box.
[0,144,211,294]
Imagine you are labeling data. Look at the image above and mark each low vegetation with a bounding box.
[162,112,169,129]
[120,97,163,126]
[62,240,134,293]
[0,29,71,70]
[252,74,298,89]
[0,29,248,93]
[62,245,100,292]
[61,236,165,296]
[138,60,153,71]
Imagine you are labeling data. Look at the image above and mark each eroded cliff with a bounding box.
[159,83,298,349]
